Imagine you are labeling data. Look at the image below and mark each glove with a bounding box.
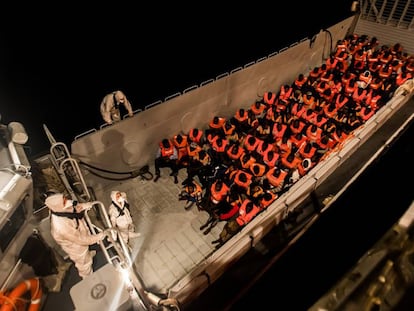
[95,232,105,243]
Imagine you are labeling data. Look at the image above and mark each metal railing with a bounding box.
[359,0,414,29]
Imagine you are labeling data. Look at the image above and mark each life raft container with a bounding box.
[0,278,43,311]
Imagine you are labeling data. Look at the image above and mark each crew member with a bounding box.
[108,191,140,246]
[45,193,105,279]
[100,90,133,125]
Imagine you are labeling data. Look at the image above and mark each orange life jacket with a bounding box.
[263,92,277,106]
[210,181,230,204]
[266,167,287,188]
[236,199,261,226]
[159,140,175,158]
[262,149,279,168]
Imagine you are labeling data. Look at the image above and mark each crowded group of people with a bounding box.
[153,33,413,248]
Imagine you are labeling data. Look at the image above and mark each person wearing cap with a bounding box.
[44,193,105,279]
[108,190,140,246]
[100,90,133,125]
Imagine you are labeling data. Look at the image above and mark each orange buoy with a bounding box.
[0,278,43,311]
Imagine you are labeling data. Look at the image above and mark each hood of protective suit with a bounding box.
[111,190,127,206]
[45,193,73,212]
[110,191,119,202]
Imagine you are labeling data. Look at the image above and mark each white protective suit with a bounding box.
[108,191,138,245]
[100,90,133,124]
[45,193,104,279]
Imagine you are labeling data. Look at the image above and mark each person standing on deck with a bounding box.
[108,190,140,246]
[153,138,179,183]
[44,193,105,279]
[100,90,133,125]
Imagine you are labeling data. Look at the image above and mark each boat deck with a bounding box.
[40,92,414,311]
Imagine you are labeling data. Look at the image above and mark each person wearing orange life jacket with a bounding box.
[178,179,204,210]
[172,133,189,168]
[201,188,243,235]
[379,50,393,64]
[235,198,261,227]
[298,141,317,160]
[331,127,349,144]
[280,152,301,171]
[272,122,287,141]
[278,84,294,105]
[265,105,280,123]
[256,140,273,158]
[320,69,334,83]
[154,138,179,183]
[232,108,250,134]
[246,109,259,131]
[357,105,375,121]
[346,113,363,131]
[293,73,309,91]
[222,120,239,144]
[396,71,413,86]
[305,123,322,142]
[243,134,261,154]
[246,182,266,204]
[258,190,278,210]
[323,119,337,135]
[265,167,288,192]
[290,101,306,119]
[188,127,205,146]
[255,118,272,141]
[369,76,383,91]
[323,102,338,119]
[378,63,393,79]
[263,91,277,106]
[249,162,267,178]
[302,108,318,124]
[352,87,368,105]
[231,169,253,193]
[365,88,382,110]
[226,143,245,164]
[313,114,328,128]
[334,93,349,110]
[315,134,336,154]
[262,149,279,168]
[275,135,292,156]
[207,115,226,138]
[250,100,267,117]
[290,132,307,151]
[289,118,306,135]
[239,152,256,171]
[209,179,230,205]
[368,61,382,75]
[302,91,317,109]
[334,110,348,124]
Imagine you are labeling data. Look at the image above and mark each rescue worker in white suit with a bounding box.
[44,193,106,279]
[108,190,140,246]
[100,90,133,125]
